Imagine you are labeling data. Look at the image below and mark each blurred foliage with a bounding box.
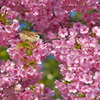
[0,46,9,61]
[40,56,63,99]
[0,13,9,25]
[87,9,98,15]
[70,12,82,21]
[68,12,87,26]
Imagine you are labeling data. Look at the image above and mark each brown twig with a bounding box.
[44,38,61,43]
[66,19,83,22]
[52,10,64,28]
[59,22,64,29]
[9,79,22,88]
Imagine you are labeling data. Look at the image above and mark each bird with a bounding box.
[19,31,43,43]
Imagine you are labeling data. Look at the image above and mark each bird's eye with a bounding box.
[35,35,39,38]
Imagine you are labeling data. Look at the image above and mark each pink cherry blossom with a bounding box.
[0,0,100,99]
[92,26,100,37]
[80,25,89,34]
[58,28,68,37]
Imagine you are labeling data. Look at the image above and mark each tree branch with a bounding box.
[44,38,61,43]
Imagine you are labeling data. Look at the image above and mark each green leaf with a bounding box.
[4,71,7,74]
[90,32,95,37]
[98,39,100,45]
[17,41,30,48]
[17,42,26,47]
[72,92,86,97]
[21,27,29,31]
[30,85,35,91]
[87,9,98,15]
[66,65,69,68]
[26,49,32,56]
[20,57,26,62]
[77,92,86,97]
[0,14,9,25]
[17,41,35,56]
[27,22,32,27]
[24,45,31,49]
[63,81,73,84]
[27,60,37,66]
[75,40,81,49]
[94,96,97,100]
[72,92,77,95]
[0,46,10,60]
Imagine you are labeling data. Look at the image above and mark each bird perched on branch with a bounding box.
[19,31,43,43]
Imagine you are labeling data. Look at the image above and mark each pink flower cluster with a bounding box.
[0,19,19,47]
[0,0,100,100]
[0,0,98,33]
[0,41,53,99]
[52,23,100,99]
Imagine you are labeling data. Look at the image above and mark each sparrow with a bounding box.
[19,31,43,43]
